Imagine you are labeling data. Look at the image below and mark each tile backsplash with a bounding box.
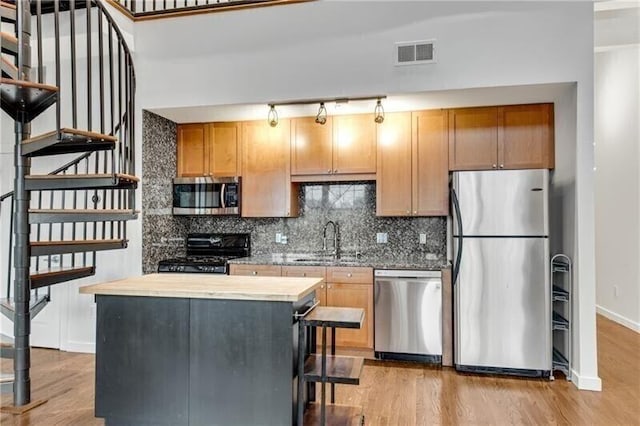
[142,111,447,273]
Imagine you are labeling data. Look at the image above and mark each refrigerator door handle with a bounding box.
[451,187,463,286]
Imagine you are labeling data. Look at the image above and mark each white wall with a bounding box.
[132,1,599,389]
[594,45,640,331]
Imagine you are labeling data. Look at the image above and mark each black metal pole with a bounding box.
[13,0,32,407]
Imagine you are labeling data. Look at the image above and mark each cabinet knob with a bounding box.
[334,169,338,173]
[499,164,504,169]
[328,284,332,289]
[327,169,332,174]
[492,164,497,169]
[414,211,417,214]
[252,271,257,275]
[320,284,324,289]
[302,273,306,277]
[406,210,410,214]
[347,273,352,278]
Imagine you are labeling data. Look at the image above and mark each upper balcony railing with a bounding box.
[107,0,310,20]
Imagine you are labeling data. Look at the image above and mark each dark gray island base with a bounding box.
[83,274,321,426]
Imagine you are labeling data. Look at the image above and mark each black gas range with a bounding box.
[157,233,250,274]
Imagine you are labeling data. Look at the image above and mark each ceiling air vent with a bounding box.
[395,40,436,66]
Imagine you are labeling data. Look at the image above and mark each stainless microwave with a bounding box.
[172,177,240,215]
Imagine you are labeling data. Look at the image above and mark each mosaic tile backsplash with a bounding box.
[142,111,447,273]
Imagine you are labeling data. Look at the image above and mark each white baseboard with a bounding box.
[571,369,602,391]
[62,341,96,354]
[596,305,640,333]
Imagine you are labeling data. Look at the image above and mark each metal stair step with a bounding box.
[30,266,95,289]
[22,127,117,157]
[0,1,16,23]
[25,173,139,191]
[1,78,58,122]
[1,56,20,80]
[0,294,50,321]
[31,238,128,256]
[0,31,17,55]
[28,209,139,224]
[0,333,13,359]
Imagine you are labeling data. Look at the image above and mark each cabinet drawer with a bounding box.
[326,267,373,284]
[281,265,326,280]
[228,264,282,277]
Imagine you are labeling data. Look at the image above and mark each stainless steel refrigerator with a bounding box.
[451,169,551,377]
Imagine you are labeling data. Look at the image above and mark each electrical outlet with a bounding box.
[419,233,427,244]
[281,235,288,244]
[376,233,388,244]
[614,285,619,298]
[275,233,282,243]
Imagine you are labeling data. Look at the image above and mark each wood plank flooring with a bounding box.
[1,315,639,425]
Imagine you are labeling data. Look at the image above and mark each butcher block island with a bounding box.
[80,273,323,426]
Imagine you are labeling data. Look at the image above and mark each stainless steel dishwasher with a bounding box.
[374,269,442,363]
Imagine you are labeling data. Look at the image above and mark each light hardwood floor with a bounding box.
[1,315,639,425]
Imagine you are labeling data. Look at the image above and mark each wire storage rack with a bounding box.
[550,254,572,381]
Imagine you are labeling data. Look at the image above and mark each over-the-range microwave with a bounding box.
[172,177,240,215]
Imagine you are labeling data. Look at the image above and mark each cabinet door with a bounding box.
[177,124,208,177]
[291,117,333,176]
[498,104,554,170]
[332,114,377,174]
[376,112,413,216]
[413,109,449,216]
[209,122,241,177]
[448,107,498,171]
[326,283,373,349]
[241,119,298,217]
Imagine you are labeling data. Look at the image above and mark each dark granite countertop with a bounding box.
[228,253,449,271]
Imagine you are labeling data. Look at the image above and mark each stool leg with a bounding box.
[297,322,306,425]
[321,325,327,426]
[331,326,336,404]
[307,325,316,403]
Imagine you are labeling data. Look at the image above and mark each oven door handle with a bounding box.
[220,183,226,209]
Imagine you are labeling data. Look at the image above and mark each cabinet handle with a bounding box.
[499,164,504,169]
[347,273,352,278]
[492,164,497,169]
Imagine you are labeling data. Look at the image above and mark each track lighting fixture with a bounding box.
[374,98,385,124]
[315,102,327,125]
[268,104,278,127]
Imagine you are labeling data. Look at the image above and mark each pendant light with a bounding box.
[315,102,327,125]
[268,104,278,127]
[374,98,385,124]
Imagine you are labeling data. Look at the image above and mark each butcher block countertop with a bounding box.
[79,273,323,302]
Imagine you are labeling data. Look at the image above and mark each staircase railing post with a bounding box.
[13,0,33,407]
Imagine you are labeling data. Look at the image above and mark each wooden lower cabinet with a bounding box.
[326,282,373,349]
[228,264,282,277]
[281,265,373,350]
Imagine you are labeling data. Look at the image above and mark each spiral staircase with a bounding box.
[0,0,137,411]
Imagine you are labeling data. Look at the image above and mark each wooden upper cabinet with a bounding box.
[291,117,333,175]
[376,112,413,216]
[333,114,377,174]
[448,107,499,171]
[177,124,207,176]
[498,103,554,169]
[241,119,298,218]
[413,109,449,216]
[209,122,241,177]
[376,110,449,217]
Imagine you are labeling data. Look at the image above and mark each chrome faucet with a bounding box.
[322,221,339,259]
